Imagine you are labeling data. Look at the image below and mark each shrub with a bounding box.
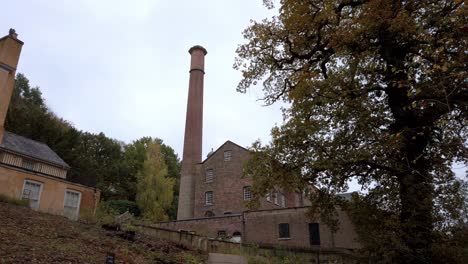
[100,199,141,216]
[0,193,29,207]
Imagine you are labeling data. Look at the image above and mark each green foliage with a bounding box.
[100,200,141,216]
[0,194,29,207]
[121,137,181,219]
[94,204,120,226]
[136,141,175,221]
[235,1,466,263]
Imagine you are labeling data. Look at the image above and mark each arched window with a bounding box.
[232,231,242,237]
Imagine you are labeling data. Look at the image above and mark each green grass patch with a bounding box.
[0,193,29,207]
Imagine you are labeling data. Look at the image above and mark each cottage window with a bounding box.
[223,150,232,161]
[281,194,286,208]
[278,223,290,239]
[243,186,252,201]
[205,191,213,205]
[22,180,42,210]
[266,191,271,202]
[205,169,214,183]
[274,191,279,205]
[63,190,81,220]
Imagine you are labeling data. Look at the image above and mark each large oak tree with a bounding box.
[235,0,466,263]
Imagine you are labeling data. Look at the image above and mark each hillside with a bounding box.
[0,202,206,264]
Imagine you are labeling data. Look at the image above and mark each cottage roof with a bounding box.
[0,131,69,168]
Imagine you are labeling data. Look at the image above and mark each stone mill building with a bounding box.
[154,45,360,251]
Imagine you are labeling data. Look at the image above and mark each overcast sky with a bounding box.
[1,1,464,187]
[1,0,283,157]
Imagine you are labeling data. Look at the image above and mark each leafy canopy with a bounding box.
[235,0,466,263]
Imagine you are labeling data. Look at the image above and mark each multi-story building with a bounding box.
[155,45,360,251]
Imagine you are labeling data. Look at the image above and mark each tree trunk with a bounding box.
[381,27,434,262]
[398,159,433,264]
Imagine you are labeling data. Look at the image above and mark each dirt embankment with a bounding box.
[0,202,206,264]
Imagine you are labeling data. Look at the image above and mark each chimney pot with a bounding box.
[188,45,207,55]
[8,28,17,38]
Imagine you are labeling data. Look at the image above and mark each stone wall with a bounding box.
[138,224,360,264]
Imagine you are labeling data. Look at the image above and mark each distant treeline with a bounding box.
[5,73,180,219]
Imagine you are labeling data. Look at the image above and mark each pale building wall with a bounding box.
[0,165,100,217]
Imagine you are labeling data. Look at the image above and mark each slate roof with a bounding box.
[0,131,69,168]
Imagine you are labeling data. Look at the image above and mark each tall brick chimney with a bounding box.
[177,45,207,220]
[0,29,23,144]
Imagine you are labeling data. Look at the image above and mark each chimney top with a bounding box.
[188,45,207,55]
[8,28,18,38]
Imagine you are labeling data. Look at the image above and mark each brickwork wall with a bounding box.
[243,207,360,249]
[139,225,360,264]
[152,214,243,238]
[193,141,299,218]
[153,206,360,250]
[194,142,252,218]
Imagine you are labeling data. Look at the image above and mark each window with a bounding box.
[205,211,215,217]
[205,191,213,205]
[22,158,35,171]
[22,180,42,210]
[281,194,286,208]
[223,150,232,161]
[309,223,321,246]
[205,169,214,183]
[266,191,271,202]
[274,191,279,205]
[243,186,252,201]
[278,223,290,239]
[63,190,81,220]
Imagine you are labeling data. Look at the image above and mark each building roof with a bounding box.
[0,131,69,168]
[201,140,249,164]
[337,192,355,201]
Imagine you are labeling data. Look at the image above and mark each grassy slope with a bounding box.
[0,202,206,264]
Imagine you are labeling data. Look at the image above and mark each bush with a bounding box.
[0,194,29,207]
[100,200,141,216]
